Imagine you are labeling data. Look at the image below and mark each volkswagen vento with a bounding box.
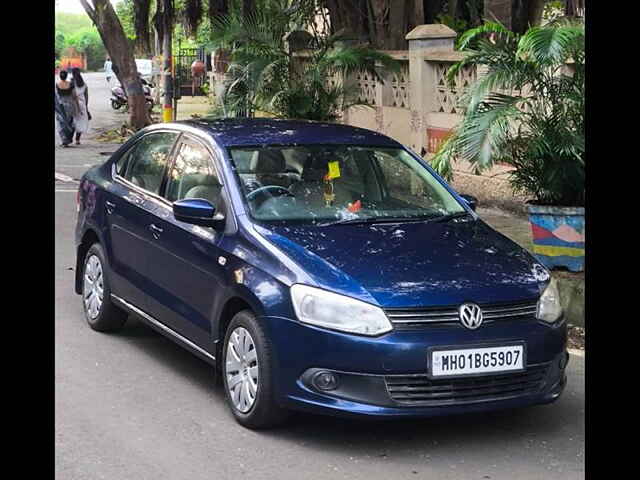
[75,119,568,429]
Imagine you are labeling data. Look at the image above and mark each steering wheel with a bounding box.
[246,185,295,206]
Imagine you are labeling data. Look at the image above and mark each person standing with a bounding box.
[70,68,91,146]
[55,70,75,147]
[104,57,113,84]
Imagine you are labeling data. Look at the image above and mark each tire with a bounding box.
[81,243,127,332]
[222,310,288,429]
[111,99,121,110]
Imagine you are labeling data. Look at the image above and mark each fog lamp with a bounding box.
[312,371,339,391]
[559,352,570,370]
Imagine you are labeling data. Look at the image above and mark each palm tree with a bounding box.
[208,0,398,121]
[432,20,585,207]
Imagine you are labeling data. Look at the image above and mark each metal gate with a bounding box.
[174,45,207,96]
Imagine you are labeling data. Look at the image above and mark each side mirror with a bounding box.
[173,198,224,228]
[459,194,478,212]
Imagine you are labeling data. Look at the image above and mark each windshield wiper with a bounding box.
[318,216,432,227]
[429,211,474,223]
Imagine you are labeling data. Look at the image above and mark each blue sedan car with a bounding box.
[75,119,568,429]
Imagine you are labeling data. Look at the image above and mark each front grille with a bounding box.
[385,364,548,407]
[385,300,538,329]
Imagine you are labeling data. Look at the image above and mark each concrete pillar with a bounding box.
[405,24,457,156]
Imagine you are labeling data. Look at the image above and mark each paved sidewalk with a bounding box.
[478,206,533,251]
[176,95,214,120]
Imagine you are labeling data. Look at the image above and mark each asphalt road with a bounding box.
[55,73,585,480]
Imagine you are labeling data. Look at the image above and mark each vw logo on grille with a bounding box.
[459,303,483,330]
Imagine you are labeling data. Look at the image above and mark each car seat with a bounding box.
[184,178,222,206]
[250,149,293,189]
[289,155,354,209]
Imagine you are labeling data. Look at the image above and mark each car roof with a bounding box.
[176,118,402,148]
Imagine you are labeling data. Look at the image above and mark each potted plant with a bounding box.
[432,20,585,271]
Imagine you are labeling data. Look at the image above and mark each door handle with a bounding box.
[105,200,116,214]
[149,223,163,239]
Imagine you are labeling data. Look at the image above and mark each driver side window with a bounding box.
[165,140,222,206]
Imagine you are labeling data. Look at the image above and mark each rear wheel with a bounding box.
[222,311,288,429]
[82,243,127,332]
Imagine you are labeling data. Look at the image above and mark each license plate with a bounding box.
[429,343,526,378]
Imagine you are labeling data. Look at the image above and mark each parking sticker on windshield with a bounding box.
[327,161,341,179]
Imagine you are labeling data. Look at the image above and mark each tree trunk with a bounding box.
[424,0,444,23]
[152,8,163,105]
[414,0,424,25]
[565,0,585,17]
[526,0,544,27]
[388,0,408,49]
[208,0,228,20]
[484,0,512,28]
[448,0,459,16]
[511,0,544,33]
[366,0,412,49]
[183,0,203,38]
[80,0,150,129]
[368,0,388,48]
[323,0,369,41]
[133,0,152,57]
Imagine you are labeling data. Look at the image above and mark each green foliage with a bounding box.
[55,31,66,60]
[209,1,398,121]
[55,12,93,36]
[436,14,468,36]
[115,0,137,42]
[543,1,565,23]
[65,28,107,71]
[55,11,107,70]
[431,20,585,207]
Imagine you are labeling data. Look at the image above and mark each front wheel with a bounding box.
[222,311,288,429]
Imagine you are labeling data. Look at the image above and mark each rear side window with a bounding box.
[123,132,179,195]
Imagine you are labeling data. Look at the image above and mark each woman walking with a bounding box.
[70,68,91,145]
[55,70,75,147]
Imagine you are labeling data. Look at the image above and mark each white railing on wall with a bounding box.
[425,51,476,115]
[389,60,411,108]
[355,70,378,106]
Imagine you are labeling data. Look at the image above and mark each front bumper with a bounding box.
[261,315,568,418]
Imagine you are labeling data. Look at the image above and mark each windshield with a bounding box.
[228,145,466,225]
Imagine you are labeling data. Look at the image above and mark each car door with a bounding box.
[142,135,229,350]
[105,130,180,312]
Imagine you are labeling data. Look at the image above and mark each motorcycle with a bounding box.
[111,80,155,111]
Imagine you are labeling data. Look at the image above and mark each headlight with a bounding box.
[290,284,392,336]
[536,278,563,323]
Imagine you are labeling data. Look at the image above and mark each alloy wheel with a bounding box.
[83,254,104,319]
[225,327,259,413]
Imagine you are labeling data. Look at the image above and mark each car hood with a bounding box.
[256,219,544,308]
